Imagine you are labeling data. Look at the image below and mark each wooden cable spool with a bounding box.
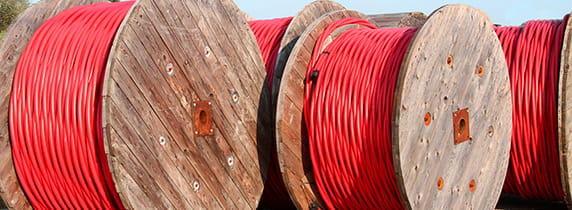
[275,5,512,209]
[556,12,572,208]
[0,0,270,209]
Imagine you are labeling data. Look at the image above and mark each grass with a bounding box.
[0,31,4,40]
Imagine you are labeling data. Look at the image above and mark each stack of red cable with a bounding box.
[495,16,569,201]
[304,17,417,209]
[9,2,134,209]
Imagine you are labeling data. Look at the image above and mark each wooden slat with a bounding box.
[393,5,511,209]
[101,0,269,209]
[558,12,572,209]
[369,12,427,28]
[0,0,105,209]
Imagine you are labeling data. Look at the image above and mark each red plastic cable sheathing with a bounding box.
[304,17,417,209]
[248,17,295,209]
[9,1,134,209]
[495,15,569,200]
[249,17,293,90]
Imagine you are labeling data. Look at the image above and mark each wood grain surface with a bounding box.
[558,12,572,209]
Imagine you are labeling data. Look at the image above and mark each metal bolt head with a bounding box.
[193,181,200,192]
[159,136,167,145]
[204,46,212,58]
[232,92,239,103]
[166,63,174,75]
[227,155,235,167]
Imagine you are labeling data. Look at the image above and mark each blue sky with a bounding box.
[29,0,572,25]
[235,0,572,26]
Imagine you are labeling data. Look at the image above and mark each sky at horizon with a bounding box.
[28,0,572,26]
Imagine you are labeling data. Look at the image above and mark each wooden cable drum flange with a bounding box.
[0,0,270,209]
[0,1,107,208]
[275,5,511,209]
[369,12,428,28]
[557,12,572,208]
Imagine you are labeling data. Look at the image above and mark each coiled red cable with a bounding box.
[248,17,295,208]
[304,17,417,209]
[495,16,569,200]
[249,17,293,90]
[9,1,133,209]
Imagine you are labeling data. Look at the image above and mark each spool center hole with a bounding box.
[458,118,466,135]
[199,110,207,124]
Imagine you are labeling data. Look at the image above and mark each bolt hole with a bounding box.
[469,180,476,192]
[447,56,453,66]
[477,66,484,77]
[424,112,431,126]
[437,177,444,190]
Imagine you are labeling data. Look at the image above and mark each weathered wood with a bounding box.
[0,0,105,209]
[369,12,427,28]
[275,5,511,210]
[102,0,269,209]
[393,5,511,209]
[558,12,572,209]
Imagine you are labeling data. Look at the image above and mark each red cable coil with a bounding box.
[9,1,134,209]
[304,17,417,209]
[249,17,293,90]
[495,16,569,200]
[248,17,295,208]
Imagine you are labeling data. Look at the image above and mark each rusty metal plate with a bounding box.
[453,108,470,145]
[193,100,214,137]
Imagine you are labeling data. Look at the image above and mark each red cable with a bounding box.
[249,17,293,90]
[248,17,295,209]
[9,1,134,209]
[304,17,417,209]
[495,16,569,200]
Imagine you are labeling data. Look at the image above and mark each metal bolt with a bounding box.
[194,131,199,135]
[159,136,167,145]
[193,181,200,192]
[205,46,212,58]
[232,92,239,103]
[209,129,214,133]
[488,126,494,137]
[166,63,174,75]
[227,155,235,167]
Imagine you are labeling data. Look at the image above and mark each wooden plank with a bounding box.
[393,5,511,209]
[558,12,572,209]
[275,10,371,210]
[101,0,269,209]
[369,12,427,28]
[0,0,105,209]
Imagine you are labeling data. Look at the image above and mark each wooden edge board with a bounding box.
[558,12,572,209]
[103,0,269,209]
[368,12,428,28]
[0,0,105,209]
[393,4,511,209]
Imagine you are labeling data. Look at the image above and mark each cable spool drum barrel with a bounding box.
[275,5,511,209]
[0,0,270,209]
[0,1,106,208]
